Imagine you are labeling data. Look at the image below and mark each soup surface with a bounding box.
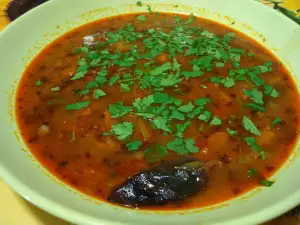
[16,11,300,210]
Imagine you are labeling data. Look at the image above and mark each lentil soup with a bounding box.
[15,12,300,210]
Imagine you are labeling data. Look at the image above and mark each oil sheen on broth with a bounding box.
[15,12,300,210]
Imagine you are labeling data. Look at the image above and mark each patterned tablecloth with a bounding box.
[0,0,299,224]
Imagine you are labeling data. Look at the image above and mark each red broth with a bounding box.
[15,12,300,210]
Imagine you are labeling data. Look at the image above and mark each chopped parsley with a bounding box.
[167,138,199,155]
[246,103,266,112]
[152,117,172,133]
[185,13,195,24]
[108,75,120,86]
[127,140,142,151]
[65,101,91,110]
[147,5,153,14]
[210,116,222,126]
[243,116,261,136]
[195,98,211,106]
[264,85,280,98]
[35,80,42,86]
[133,95,154,112]
[175,121,191,138]
[93,89,106,99]
[108,102,132,118]
[51,87,60,92]
[144,144,168,163]
[227,128,238,136]
[198,111,212,122]
[248,168,275,187]
[272,117,281,125]
[137,15,147,22]
[243,88,264,105]
[260,179,275,187]
[178,102,194,113]
[244,137,266,159]
[110,122,134,140]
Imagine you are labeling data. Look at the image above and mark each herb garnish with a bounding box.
[248,167,275,187]
[243,116,261,136]
[59,12,283,168]
[107,122,135,141]
[66,101,91,111]
[127,140,142,151]
[36,80,42,86]
[272,117,281,125]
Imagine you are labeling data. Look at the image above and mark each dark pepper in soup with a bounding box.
[15,11,300,210]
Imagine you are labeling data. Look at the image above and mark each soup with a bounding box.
[15,10,300,210]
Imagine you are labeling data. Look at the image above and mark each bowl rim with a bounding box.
[1,0,300,224]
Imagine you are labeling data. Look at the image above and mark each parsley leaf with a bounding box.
[153,92,170,104]
[160,75,182,87]
[272,117,281,125]
[244,137,265,160]
[198,111,212,122]
[209,76,224,84]
[248,168,274,187]
[246,103,266,112]
[147,5,153,14]
[79,89,90,96]
[199,124,205,133]
[51,87,60,92]
[108,102,133,118]
[111,122,134,140]
[248,168,258,177]
[260,180,275,187]
[227,128,238,136]
[126,140,142,152]
[187,106,203,119]
[175,121,191,138]
[136,1,142,6]
[71,70,88,80]
[173,98,183,106]
[243,116,261,136]
[182,71,204,78]
[144,144,168,163]
[167,138,199,155]
[35,80,42,86]
[66,101,91,111]
[210,116,222,126]
[136,113,155,119]
[223,77,235,88]
[264,85,280,98]
[173,58,181,71]
[215,62,225,68]
[93,89,106,99]
[137,15,147,22]
[185,13,195,24]
[195,98,211,106]
[248,71,264,86]
[120,83,131,92]
[133,95,154,112]
[152,117,172,133]
[149,62,172,75]
[243,88,264,105]
[178,102,194,113]
[108,75,120,86]
[170,109,185,120]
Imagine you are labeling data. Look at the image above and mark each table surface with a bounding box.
[0,0,299,224]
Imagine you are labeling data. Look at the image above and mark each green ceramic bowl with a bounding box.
[0,0,300,224]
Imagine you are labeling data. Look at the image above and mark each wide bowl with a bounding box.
[0,0,300,224]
